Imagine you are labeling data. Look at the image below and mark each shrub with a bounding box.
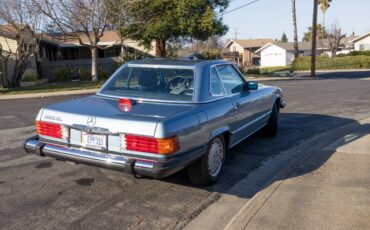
[53,67,71,82]
[79,68,91,81]
[347,51,370,56]
[98,70,110,81]
[200,49,220,60]
[121,51,145,63]
[22,74,38,82]
[292,55,370,70]
[246,68,261,75]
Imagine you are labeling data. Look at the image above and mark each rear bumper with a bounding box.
[24,136,207,178]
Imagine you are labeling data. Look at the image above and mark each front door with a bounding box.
[216,64,266,144]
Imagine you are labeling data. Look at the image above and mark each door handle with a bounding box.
[234,102,241,110]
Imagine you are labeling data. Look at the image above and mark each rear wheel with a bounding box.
[262,103,279,137]
[187,135,226,186]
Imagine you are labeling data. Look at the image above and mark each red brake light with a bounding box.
[36,121,68,139]
[124,134,179,154]
[118,98,133,112]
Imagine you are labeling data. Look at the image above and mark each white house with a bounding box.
[256,42,315,67]
[351,32,370,51]
[222,39,274,66]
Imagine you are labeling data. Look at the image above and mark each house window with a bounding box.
[40,47,46,58]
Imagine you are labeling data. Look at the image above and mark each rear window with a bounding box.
[100,66,195,101]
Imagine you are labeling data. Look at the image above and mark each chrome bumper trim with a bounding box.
[280,100,287,108]
[24,139,155,171]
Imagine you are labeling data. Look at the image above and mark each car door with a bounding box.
[216,64,266,144]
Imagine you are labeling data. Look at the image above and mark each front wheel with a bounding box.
[187,136,226,186]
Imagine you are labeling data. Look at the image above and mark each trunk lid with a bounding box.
[40,95,193,136]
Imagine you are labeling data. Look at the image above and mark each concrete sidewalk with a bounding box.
[0,88,97,100]
[225,120,370,229]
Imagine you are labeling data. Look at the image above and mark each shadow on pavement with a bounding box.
[160,112,368,199]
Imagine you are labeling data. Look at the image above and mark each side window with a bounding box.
[216,65,244,94]
[210,67,224,96]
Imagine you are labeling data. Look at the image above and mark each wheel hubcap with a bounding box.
[208,138,224,177]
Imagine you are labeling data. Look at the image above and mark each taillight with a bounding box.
[36,121,68,139]
[123,134,179,154]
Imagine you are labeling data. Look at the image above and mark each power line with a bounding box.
[222,0,260,16]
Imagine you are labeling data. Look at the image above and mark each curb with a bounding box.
[0,89,98,100]
[296,69,370,73]
[223,117,370,229]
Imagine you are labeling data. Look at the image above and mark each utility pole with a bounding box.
[311,0,318,78]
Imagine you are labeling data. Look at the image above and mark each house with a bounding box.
[0,25,155,81]
[0,24,39,79]
[333,36,357,55]
[351,32,370,51]
[256,42,327,67]
[222,39,274,66]
[40,30,156,62]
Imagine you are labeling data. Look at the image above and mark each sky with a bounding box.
[222,0,370,41]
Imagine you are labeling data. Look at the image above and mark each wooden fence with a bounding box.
[40,57,121,80]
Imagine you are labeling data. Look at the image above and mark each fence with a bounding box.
[40,57,121,80]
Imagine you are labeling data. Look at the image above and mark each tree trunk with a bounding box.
[91,47,98,82]
[311,0,318,78]
[155,38,166,58]
[292,0,299,58]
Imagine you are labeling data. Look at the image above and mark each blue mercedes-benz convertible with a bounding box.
[25,59,285,185]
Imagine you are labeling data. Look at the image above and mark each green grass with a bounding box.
[0,81,104,95]
[260,66,292,73]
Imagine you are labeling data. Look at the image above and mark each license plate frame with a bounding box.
[81,132,107,150]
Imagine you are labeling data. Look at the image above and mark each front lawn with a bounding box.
[0,81,104,95]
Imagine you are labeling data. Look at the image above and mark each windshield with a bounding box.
[100,65,195,101]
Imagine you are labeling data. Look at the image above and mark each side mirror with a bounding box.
[245,81,258,91]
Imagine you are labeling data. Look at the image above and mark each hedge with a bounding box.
[292,55,370,70]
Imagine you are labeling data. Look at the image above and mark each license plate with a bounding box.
[82,132,107,150]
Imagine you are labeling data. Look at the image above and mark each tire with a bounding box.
[262,103,279,137]
[187,135,226,186]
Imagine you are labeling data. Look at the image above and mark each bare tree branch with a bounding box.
[327,23,346,58]
[0,0,44,88]
[34,0,113,81]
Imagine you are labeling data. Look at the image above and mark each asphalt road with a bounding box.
[1,71,370,229]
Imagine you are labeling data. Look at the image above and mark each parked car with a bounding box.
[24,59,285,185]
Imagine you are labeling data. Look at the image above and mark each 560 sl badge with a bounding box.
[44,115,62,122]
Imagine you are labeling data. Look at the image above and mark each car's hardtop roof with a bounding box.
[128,58,230,68]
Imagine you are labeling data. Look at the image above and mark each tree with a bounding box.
[281,32,288,43]
[121,0,229,57]
[302,24,327,41]
[319,0,331,27]
[327,23,346,57]
[35,0,112,82]
[291,0,299,58]
[0,0,44,88]
[105,0,144,57]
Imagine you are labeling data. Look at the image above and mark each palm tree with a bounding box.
[292,0,299,58]
[319,0,331,27]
